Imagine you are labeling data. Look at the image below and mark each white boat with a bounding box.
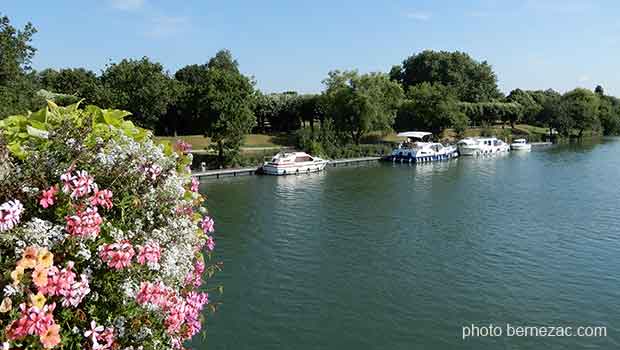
[510,138,532,151]
[386,131,458,163]
[457,137,510,156]
[261,151,328,175]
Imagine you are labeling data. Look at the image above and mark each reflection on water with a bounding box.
[197,138,620,350]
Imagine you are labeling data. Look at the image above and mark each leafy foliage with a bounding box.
[396,50,502,102]
[322,70,403,144]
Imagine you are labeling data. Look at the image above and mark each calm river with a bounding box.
[194,139,620,349]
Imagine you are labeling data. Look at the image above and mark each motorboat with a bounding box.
[261,152,328,175]
[510,138,532,151]
[385,131,458,163]
[457,137,510,156]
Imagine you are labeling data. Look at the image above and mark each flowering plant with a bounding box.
[0,101,220,349]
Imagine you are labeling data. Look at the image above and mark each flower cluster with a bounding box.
[0,103,219,350]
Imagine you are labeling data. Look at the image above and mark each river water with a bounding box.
[193,139,620,350]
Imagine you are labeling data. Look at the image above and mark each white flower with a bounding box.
[3,285,18,297]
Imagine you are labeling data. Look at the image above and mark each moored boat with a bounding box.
[261,151,328,175]
[510,138,532,151]
[384,131,458,163]
[457,137,510,156]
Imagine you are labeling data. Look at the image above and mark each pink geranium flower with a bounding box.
[61,170,96,199]
[90,185,113,210]
[99,241,135,270]
[65,207,102,238]
[190,177,199,192]
[205,235,215,252]
[200,216,215,234]
[136,241,161,265]
[39,186,59,209]
[175,140,192,154]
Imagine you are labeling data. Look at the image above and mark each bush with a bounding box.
[0,101,219,349]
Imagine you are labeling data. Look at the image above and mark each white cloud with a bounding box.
[578,74,591,83]
[145,15,190,38]
[406,11,431,21]
[110,0,145,11]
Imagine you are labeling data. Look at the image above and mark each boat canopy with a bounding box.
[396,131,432,139]
[513,138,527,143]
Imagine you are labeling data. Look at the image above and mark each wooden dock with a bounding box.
[193,156,383,179]
[328,156,382,166]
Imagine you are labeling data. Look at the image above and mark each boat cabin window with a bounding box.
[295,156,312,162]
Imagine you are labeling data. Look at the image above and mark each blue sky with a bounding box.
[4,0,620,96]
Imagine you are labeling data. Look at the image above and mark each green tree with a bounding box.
[322,70,403,145]
[506,89,542,126]
[101,57,178,130]
[38,68,110,105]
[396,83,464,137]
[203,66,256,165]
[561,88,600,137]
[399,50,501,102]
[598,95,620,135]
[0,13,41,117]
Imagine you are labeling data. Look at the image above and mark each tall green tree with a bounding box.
[399,50,501,102]
[38,68,110,105]
[0,13,41,117]
[597,95,620,135]
[176,50,256,165]
[101,57,178,130]
[396,83,465,137]
[322,70,403,144]
[506,89,542,126]
[561,88,600,137]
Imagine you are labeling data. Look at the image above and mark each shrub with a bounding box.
[0,101,219,349]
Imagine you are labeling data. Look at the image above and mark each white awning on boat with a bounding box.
[396,131,432,139]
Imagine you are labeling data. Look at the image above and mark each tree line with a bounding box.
[2,13,620,163]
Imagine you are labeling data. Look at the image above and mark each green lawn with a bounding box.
[154,133,296,152]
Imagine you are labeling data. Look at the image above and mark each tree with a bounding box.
[207,49,239,73]
[598,95,620,135]
[561,88,600,137]
[396,83,465,136]
[594,85,604,96]
[203,65,256,165]
[399,50,501,102]
[101,57,178,130]
[0,13,41,117]
[506,89,542,126]
[322,70,403,144]
[38,68,110,105]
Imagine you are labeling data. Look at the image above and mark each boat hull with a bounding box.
[382,149,459,163]
[261,160,328,176]
[510,144,532,151]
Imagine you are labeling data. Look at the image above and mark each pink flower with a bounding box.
[6,302,57,341]
[205,235,215,252]
[39,186,59,209]
[136,281,209,341]
[61,274,90,307]
[140,164,162,181]
[184,259,205,287]
[0,200,24,232]
[190,177,199,192]
[90,186,113,210]
[65,207,102,238]
[99,241,135,270]
[175,140,192,154]
[61,170,96,199]
[136,241,161,265]
[200,216,215,234]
